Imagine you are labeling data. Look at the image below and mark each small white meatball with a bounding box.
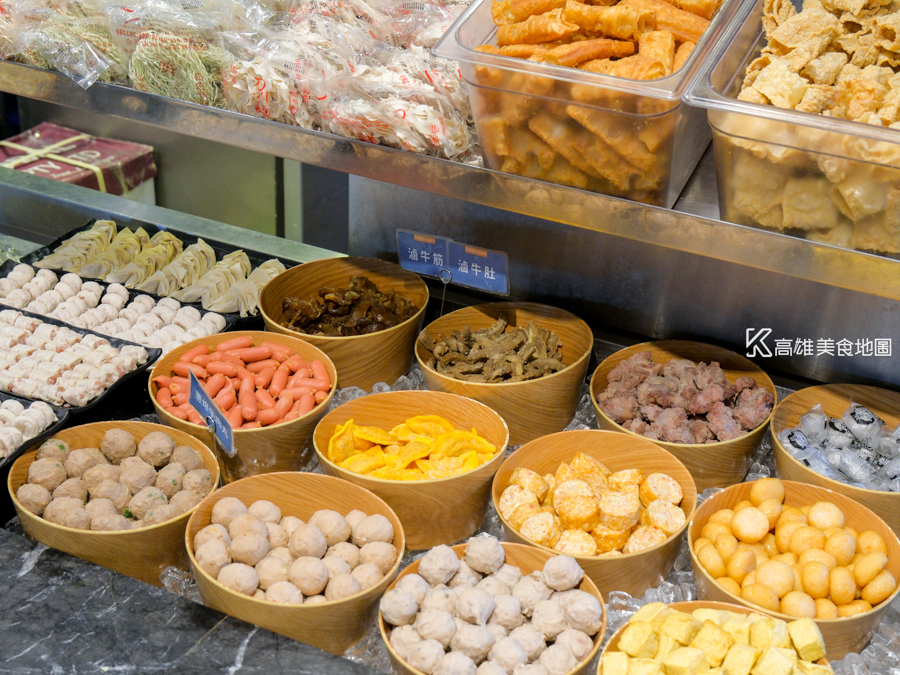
[196,539,231,579]
[53,478,87,503]
[541,556,583,592]
[423,585,458,616]
[85,499,117,520]
[451,623,497,664]
[415,609,457,648]
[266,523,289,549]
[390,624,422,661]
[419,545,461,586]
[265,581,304,604]
[16,483,51,515]
[466,536,506,575]
[127,486,167,520]
[280,515,304,537]
[82,465,121,494]
[360,541,397,575]
[143,504,179,527]
[509,625,546,662]
[90,514,132,531]
[531,599,567,640]
[100,429,137,464]
[396,573,430,607]
[351,562,383,590]
[309,509,352,546]
[27,458,67,492]
[434,651,477,675]
[324,573,362,601]
[169,490,203,515]
[554,629,593,662]
[154,462,186,499]
[118,459,156,495]
[352,514,394,546]
[561,591,603,635]
[229,533,269,566]
[326,541,360,569]
[229,513,269,540]
[487,624,508,641]
[450,561,483,590]
[477,577,511,597]
[407,639,446,675]
[216,563,259,596]
[248,500,282,523]
[211,497,248,528]
[477,662,508,675]
[137,431,176,467]
[267,547,293,564]
[255,555,289,590]
[304,595,327,605]
[380,588,419,627]
[290,556,330,596]
[322,555,351,580]
[537,645,577,675]
[170,446,204,472]
[289,524,327,559]
[457,587,496,626]
[35,438,70,462]
[488,595,523,631]
[345,509,367,530]
[182,469,213,497]
[488,637,528,675]
[92,480,130,511]
[512,576,552,617]
[195,523,231,549]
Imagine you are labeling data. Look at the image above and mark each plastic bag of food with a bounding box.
[286,0,393,41]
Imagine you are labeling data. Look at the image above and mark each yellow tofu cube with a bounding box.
[787,618,827,663]
[628,658,664,675]
[691,620,735,667]
[746,613,768,625]
[663,647,710,675]
[655,635,679,661]
[796,662,833,675]
[650,608,674,630]
[750,647,794,675]
[776,648,798,667]
[708,669,725,675]
[601,651,629,675]
[722,616,752,645]
[617,621,659,658]
[722,643,761,675]
[693,609,731,626]
[662,612,703,645]
[749,618,791,651]
[630,602,669,625]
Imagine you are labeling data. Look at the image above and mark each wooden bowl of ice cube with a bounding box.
[591,341,777,492]
[688,479,900,659]
[598,601,830,673]
[772,384,900,536]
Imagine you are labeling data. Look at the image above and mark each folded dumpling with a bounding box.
[202,258,287,316]
[34,220,117,271]
[105,231,183,287]
[135,238,216,295]
[76,227,149,279]
[172,251,251,303]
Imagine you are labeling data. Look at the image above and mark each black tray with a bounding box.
[21,220,293,330]
[0,261,240,348]
[0,305,162,414]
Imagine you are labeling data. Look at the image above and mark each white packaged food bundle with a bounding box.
[0,398,57,459]
[0,308,149,407]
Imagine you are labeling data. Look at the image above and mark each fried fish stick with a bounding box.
[579,53,667,79]
[620,0,709,42]
[662,0,720,20]
[673,40,695,71]
[564,0,655,40]
[497,8,582,44]
[492,0,569,25]
[546,37,635,66]
[639,30,675,74]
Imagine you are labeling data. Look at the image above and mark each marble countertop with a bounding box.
[0,524,380,674]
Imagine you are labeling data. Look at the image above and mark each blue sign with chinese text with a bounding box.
[189,371,235,457]
[396,230,451,279]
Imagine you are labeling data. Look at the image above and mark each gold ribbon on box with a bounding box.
[0,133,107,193]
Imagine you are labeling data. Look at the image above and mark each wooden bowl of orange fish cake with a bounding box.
[491,429,696,598]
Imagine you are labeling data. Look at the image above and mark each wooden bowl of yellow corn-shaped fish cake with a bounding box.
[491,429,696,599]
[599,600,832,674]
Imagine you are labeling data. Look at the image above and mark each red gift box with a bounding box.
[0,122,157,196]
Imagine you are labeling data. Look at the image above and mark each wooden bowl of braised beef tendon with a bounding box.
[772,384,900,536]
[260,257,429,391]
[416,302,594,445]
[591,341,777,492]
[9,421,220,586]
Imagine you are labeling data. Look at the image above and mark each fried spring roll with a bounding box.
[569,129,641,190]
[500,44,555,58]
[638,30,675,75]
[564,0,656,40]
[673,40,695,71]
[544,37,635,66]
[579,53,668,79]
[509,128,558,170]
[497,8,582,45]
[481,116,512,157]
[491,0,569,25]
[527,111,605,180]
[620,0,710,42]
[566,105,656,172]
[477,44,503,54]
[663,0,720,20]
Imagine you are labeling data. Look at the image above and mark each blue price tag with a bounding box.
[447,241,509,295]
[189,371,235,457]
[397,230,451,279]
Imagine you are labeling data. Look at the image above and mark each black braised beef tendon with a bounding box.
[419,316,564,383]
[280,276,419,336]
[598,351,774,444]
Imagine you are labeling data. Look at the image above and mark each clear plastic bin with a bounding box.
[433,0,743,207]
[687,0,900,255]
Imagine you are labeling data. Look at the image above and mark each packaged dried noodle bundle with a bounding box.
[287,0,393,41]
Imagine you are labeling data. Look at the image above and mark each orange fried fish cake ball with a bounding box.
[854,552,889,587]
[801,561,831,599]
[698,544,727,578]
[781,590,816,618]
[715,533,738,562]
[757,498,783,530]
[829,566,857,606]
[755,560,795,598]
[775,521,805,554]
[858,530,888,555]
[861,569,898,606]
[807,501,845,531]
[726,547,757,584]
[742,570,757,588]
[799,548,837,569]
[730,507,770,544]
[815,598,839,619]
[708,509,734,526]
[750,477,785,506]
[837,599,872,617]
[733,500,753,513]
[718,577,742,596]
[776,506,808,528]
[762,533,779,558]
[788,526,826,556]
[742,583,780,612]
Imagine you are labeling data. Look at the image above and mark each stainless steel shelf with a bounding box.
[3,60,900,300]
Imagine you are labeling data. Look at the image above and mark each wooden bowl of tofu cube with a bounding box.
[590,341,777,492]
[598,600,831,675]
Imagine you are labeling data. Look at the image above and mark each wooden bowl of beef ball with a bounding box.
[186,471,405,654]
[591,341,777,492]
[260,257,429,391]
[416,302,594,446]
[8,421,219,586]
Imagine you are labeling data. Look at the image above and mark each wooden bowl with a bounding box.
[492,429,697,599]
[8,421,219,587]
[598,600,830,671]
[259,257,429,391]
[772,384,900,536]
[591,340,777,492]
[688,479,900,659]
[186,471,405,654]
[312,390,510,550]
[380,542,605,675]
[149,331,337,483]
[416,302,594,446]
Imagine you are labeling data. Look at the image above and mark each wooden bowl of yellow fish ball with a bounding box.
[597,600,831,672]
[312,390,509,550]
[689,479,900,659]
[591,340,777,492]
[260,256,429,392]
[187,471,405,655]
[380,542,606,675]
[9,421,219,587]
[492,429,697,599]
[772,383,900,536]
[416,302,594,446]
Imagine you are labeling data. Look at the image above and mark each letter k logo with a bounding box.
[746,328,773,358]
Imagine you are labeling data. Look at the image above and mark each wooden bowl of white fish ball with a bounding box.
[8,421,219,587]
[186,471,406,654]
[378,542,606,675]
[772,384,900,536]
